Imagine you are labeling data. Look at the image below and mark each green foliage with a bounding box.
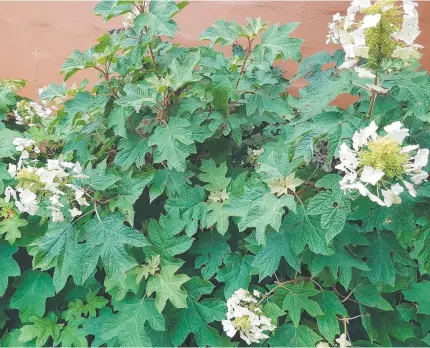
[1,1,430,347]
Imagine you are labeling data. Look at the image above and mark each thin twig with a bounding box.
[366,75,378,119]
[93,66,110,82]
[235,38,253,89]
[94,201,102,223]
[341,288,356,303]
[337,314,370,322]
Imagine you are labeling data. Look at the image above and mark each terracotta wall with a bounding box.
[1,1,429,100]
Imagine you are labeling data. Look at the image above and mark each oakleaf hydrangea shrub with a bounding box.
[0,0,430,346]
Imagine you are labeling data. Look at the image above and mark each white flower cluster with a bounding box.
[316,333,352,348]
[13,100,52,127]
[337,121,428,207]
[222,288,276,345]
[327,0,421,72]
[12,137,40,154]
[5,153,89,222]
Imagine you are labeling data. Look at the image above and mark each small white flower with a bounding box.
[4,186,17,203]
[16,189,39,215]
[411,171,428,184]
[384,121,409,144]
[360,166,384,185]
[403,181,417,197]
[382,183,404,207]
[361,14,381,29]
[8,164,17,178]
[20,150,30,160]
[333,12,342,21]
[12,137,35,152]
[60,161,75,169]
[354,45,369,58]
[49,207,64,222]
[394,24,420,45]
[392,46,421,59]
[352,121,378,151]
[19,189,37,205]
[316,342,331,348]
[75,189,90,206]
[336,333,352,348]
[414,148,429,168]
[47,159,61,170]
[367,190,386,206]
[354,67,375,79]
[336,143,359,172]
[69,207,83,218]
[39,169,57,185]
[352,0,371,9]
[366,84,388,94]
[339,60,358,70]
[49,194,64,207]
[401,145,419,153]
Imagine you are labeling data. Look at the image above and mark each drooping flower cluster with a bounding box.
[13,100,53,127]
[327,0,421,74]
[222,288,276,345]
[5,154,89,222]
[336,121,428,206]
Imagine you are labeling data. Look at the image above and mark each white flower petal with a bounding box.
[339,59,358,70]
[362,14,381,29]
[403,181,417,197]
[355,67,376,79]
[414,148,429,168]
[360,166,384,185]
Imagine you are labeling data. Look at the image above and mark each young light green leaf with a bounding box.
[198,159,231,194]
[0,216,28,244]
[146,265,190,313]
[18,312,62,347]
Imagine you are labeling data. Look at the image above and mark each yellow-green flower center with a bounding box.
[358,136,408,179]
[233,316,251,331]
[16,169,44,190]
[363,0,403,70]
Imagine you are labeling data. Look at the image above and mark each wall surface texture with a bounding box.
[0,1,429,102]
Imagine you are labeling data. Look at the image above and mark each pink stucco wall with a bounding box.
[1,1,429,105]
